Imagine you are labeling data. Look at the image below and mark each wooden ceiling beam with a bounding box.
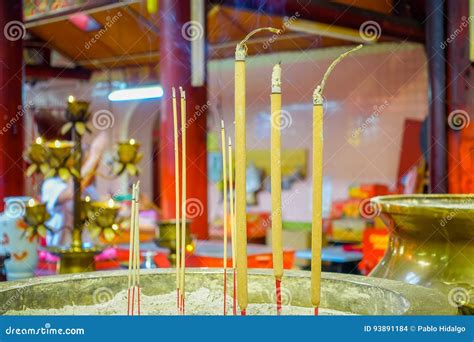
[25,65,92,80]
[210,0,425,43]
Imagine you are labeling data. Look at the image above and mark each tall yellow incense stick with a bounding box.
[228,137,237,315]
[270,63,283,314]
[311,45,362,314]
[235,27,280,315]
[179,87,187,314]
[172,87,181,308]
[228,137,236,270]
[221,120,228,315]
[134,181,141,315]
[127,184,136,315]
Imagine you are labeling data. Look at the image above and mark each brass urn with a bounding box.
[370,194,474,314]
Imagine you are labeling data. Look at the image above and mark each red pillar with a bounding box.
[158,0,208,239]
[446,1,470,193]
[0,1,25,210]
[425,0,447,193]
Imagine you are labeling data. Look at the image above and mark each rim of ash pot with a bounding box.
[0,269,456,315]
[371,194,474,217]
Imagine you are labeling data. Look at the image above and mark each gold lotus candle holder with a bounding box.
[24,137,50,177]
[87,199,121,242]
[44,140,78,180]
[21,198,51,241]
[113,139,143,176]
[61,96,91,136]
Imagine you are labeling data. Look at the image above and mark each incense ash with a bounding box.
[7,287,353,316]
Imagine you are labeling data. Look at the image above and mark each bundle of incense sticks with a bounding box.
[127,181,141,315]
[172,86,188,315]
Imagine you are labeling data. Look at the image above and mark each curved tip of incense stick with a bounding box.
[236,27,282,60]
[313,44,364,105]
[179,86,185,98]
[221,119,225,129]
[172,87,176,97]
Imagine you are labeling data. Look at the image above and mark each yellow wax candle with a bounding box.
[271,63,283,282]
[228,137,236,269]
[234,27,281,314]
[179,87,187,306]
[310,100,323,309]
[172,87,181,297]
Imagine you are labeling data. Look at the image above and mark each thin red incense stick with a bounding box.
[177,289,180,310]
[127,288,131,315]
[233,269,237,315]
[241,309,246,316]
[131,286,135,316]
[181,295,185,315]
[275,279,282,315]
[314,307,319,316]
[223,272,227,315]
[137,287,141,316]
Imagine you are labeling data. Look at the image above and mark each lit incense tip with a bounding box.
[228,136,232,147]
[221,120,225,130]
[179,86,185,98]
[272,62,282,93]
[172,87,176,98]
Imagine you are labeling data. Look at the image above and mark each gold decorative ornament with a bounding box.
[24,137,50,177]
[44,140,78,180]
[86,199,121,242]
[19,198,51,242]
[113,139,143,176]
[61,96,92,136]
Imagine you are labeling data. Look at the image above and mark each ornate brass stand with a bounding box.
[23,98,141,274]
[370,194,474,314]
[155,220,194,266]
